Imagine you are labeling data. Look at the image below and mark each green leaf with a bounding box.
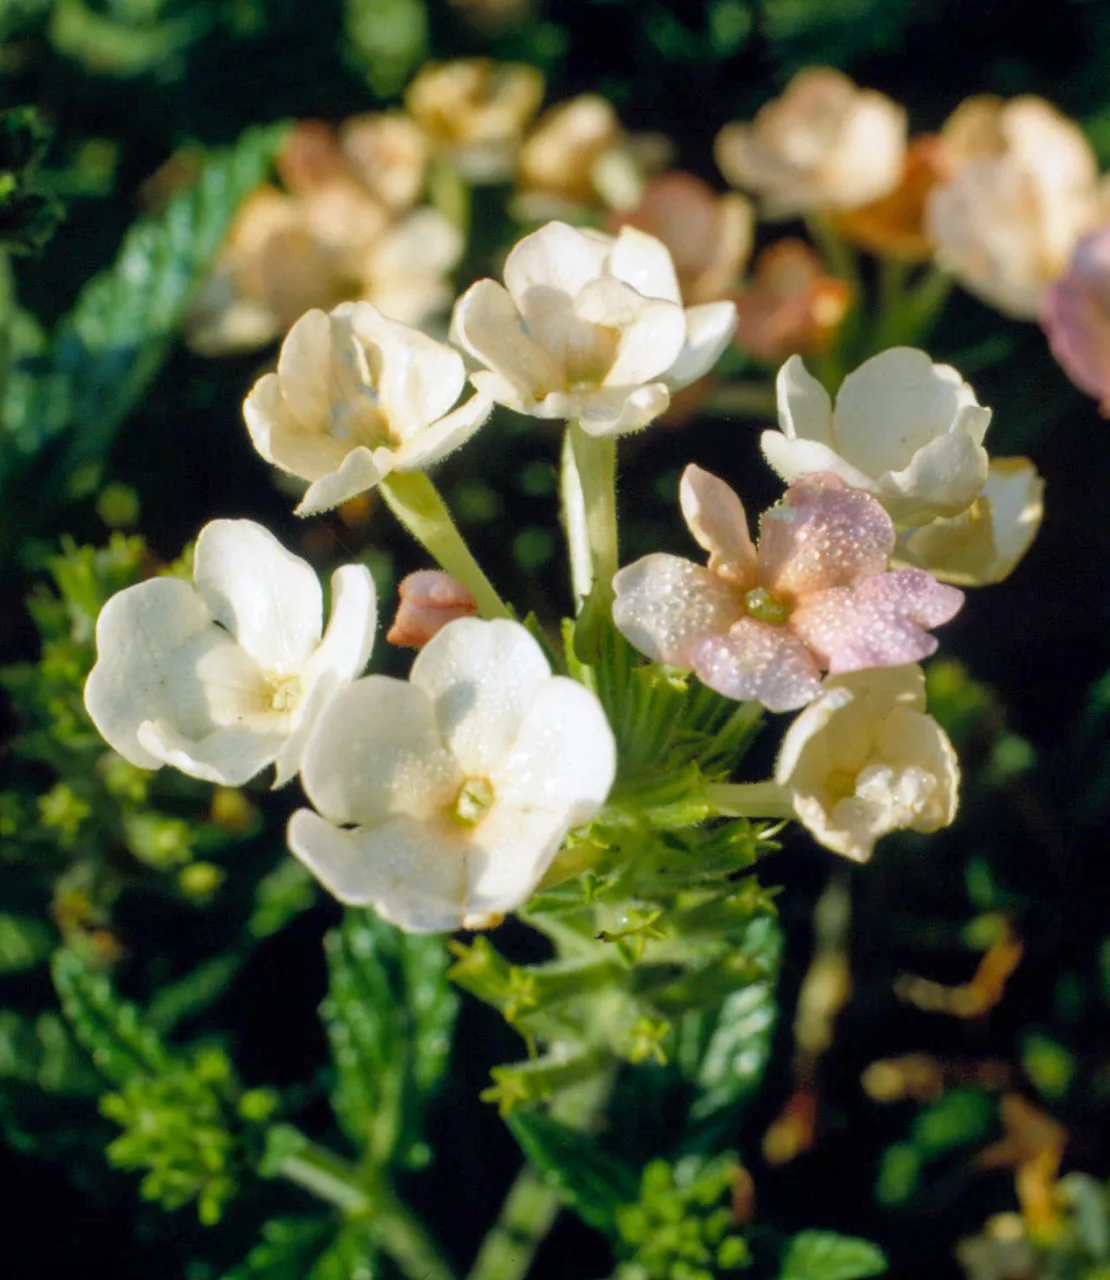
[51,948,170,1086]
[342,0,428,98]
[779,1231,888,1280]
[146,952,242,1033]
[505,1109,640,1236]
[222,1217,336,1280]
[1,122,286,534]
[248,859,317,939]
[48,0,215,78]
[0,1009,99,1094]
[321,909,457,1169]
[0,913,55,971]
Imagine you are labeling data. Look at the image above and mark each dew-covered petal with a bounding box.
[194,520,323,673]
[759,475,895,598]
[775,354,834,445]
[690,615,824,712]
[832,348,992,477]
[409,617,552,778]
[606,225,683,304]
[452,279,565,398]
[678,465,758,584]
[663,301,738,390]
[612,553,743,667]
[464,804,585,921]
[574,277,687,386]
[288,810,468,932]
[502,221,612,319]
[790,569,964,673]
[296,446,390,515]
[575,383,671,436]
[139,719,285,787]
[389,394,493,470]
[300,675,462,827]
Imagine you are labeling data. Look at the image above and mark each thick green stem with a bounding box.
[563,422,618,610]
[276,1139,373,1217]
[379,471,510,620]
[465,1165,562,1280]
[703,780,795,819]
[376,1181,461,1280]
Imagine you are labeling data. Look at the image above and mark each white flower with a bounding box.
[84,520,377,788]
[243,302,492,516]
[896,456,1045,587]
[288,617,616,932]
[775,665,959,863]
[714,68,906,218]
[926,95,1101,319]
[763,348,993,525]
[451,221,737,436]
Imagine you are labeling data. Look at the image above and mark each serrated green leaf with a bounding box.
[51,948,170,1086]
[779,1231,888,1280]
[506,1109,640,1236]
[321,910,457,1169]
[0,122,286,536]
[0,913,55,971]
[0,1009,99,1094]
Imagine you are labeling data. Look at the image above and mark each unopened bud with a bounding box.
[387,570,478,648]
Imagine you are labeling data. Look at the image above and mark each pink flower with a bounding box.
[612,466,964,712]
[387,570,478,648]
[1042,223,1110,415]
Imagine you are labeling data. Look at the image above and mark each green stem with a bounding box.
[465,1166,562,1280]
[276,1137,460,1280]
[379,471,510,620]
[559,428,593,610]
[703,780,795,819]
[563,422,618,609]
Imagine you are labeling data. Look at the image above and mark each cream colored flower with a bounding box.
[775,665,959,862]
[927,95,1101,318]
[714,68,906,218]
[288,618,616,933]
[84,520,377,788]
[405,58,544,183]
[357,207,464,329]
[244,302,492,515]
[451,221,736,435]
[764,348,992,525]
[896,457,1044,587]
[338,112,429,213]
[515,94,674,217]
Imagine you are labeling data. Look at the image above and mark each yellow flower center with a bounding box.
[267,674,302,713]
[743,586,792,626]
[451,776,495,826]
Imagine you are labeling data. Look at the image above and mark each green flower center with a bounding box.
[743,586,791,626]
[452,776,495,826]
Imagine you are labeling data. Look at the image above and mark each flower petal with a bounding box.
[574,278,687,386]
[760,430,874,490]
[299,675,461,827]
[243,372,352,481]
[875,425,989,522]
[409,617,552,778]
[790,569,964,673]
[288,810,468,932]
[691,615,823,712]
[759,475,895,598]
[502,221,612,319]
[575,383,671,436]
[832,347,991,478]
[296,446,389,515]
[663,302,738,390]
[613,553,743,667]
[775,354,834,446]
[452,279,564,399]
[194,520,323,673]
[463,805,585,922]
[139,719,284,787]
[607,225,683,304]
[678,465,758,584]
[389,394,493,471]
[351,304,467,431]
[274,308,333,431]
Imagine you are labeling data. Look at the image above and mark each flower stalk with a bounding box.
[563,422,619,610]
[379,470,511,621]
[703,780,796,818]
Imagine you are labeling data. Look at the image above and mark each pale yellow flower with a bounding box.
[775,665,959,863]
[338,112,430,213]
[715,68,906,218]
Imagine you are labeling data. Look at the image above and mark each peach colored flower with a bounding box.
[1042,221,1110,413]
[834,135,954,262]
[608,171,753,304]
[612,466,963,712]
[337,112,429,213]
[715,68,906,218]
[732,239,853,363]
[387,571,478,648]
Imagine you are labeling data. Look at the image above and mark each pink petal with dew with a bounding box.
[612,553,743,668]
[690,615,824,712]
[1043,264,1110,414]
[789,569,964,674]
[758,473,896,600]
[679,465,758,585]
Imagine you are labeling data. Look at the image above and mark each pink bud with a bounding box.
[387,571,478,648]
